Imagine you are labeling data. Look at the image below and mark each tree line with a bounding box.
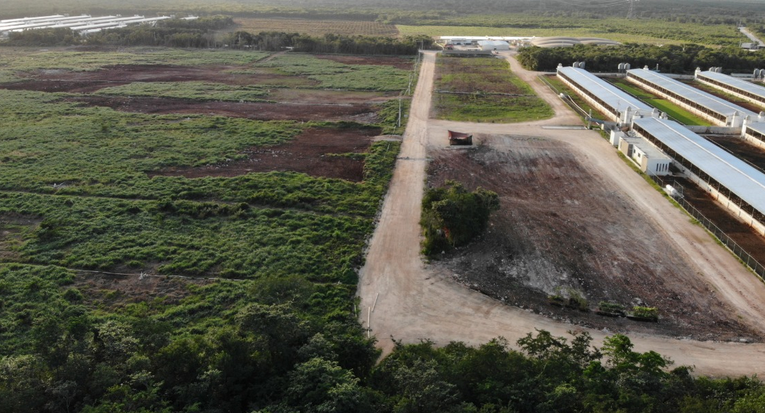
[517,43,765,74]
[2,21,433,55]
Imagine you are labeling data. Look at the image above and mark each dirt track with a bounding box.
[358,51,765,376]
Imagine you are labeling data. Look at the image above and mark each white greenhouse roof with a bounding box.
[627,68,758,119]
[557,66,652,114]
[697,70,765,104]
[634,117,765,215]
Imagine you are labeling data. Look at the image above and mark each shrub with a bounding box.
[420,180,499,256]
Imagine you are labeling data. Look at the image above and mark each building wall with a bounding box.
[744,126,765,150]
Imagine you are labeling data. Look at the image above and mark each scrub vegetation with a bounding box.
[2,0,765,410]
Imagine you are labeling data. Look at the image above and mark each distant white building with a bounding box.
[477,40,510,51]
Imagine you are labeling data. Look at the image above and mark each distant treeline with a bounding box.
[2,16,433,55]
[518,43,765,74]
[225,31,433,54]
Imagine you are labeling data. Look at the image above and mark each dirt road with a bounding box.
[358,51,765,376]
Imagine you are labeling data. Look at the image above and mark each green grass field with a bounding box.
[611,80,713,125]
[432,56,552,122]
[397,14,746,47]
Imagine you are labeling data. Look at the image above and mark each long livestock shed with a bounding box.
[632,116,765,235]
[744,122,765,150]
[0,14,170,35]
[696,70,765,110]
[626,68,758,127]
[557,66,653,123]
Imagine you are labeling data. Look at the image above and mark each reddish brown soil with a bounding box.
[64,95,380,123]
[1,64,314,93]
[425,137,761,341]
[152,127,380,181]
[314,54,414,70]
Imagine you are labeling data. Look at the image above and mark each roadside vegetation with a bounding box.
[432,55,553,122]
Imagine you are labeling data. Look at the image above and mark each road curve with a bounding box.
[358,51,765,377]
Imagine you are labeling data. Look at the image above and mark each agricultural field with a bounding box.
[397,15,747,47]
[432,56,553,122]
[0,47,407,411]
[230,18,399,37]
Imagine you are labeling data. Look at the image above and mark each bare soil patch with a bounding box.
[152,127,381,182]
[425,135,761,341]
[0,64,318,93]
[314,54,413,70]
[73,272,213,309]
[64,95,380,123]
[706,134,765,171]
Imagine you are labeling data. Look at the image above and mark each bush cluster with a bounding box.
[420,181,499,256]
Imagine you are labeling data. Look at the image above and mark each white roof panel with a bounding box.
[634,117,765,215]
[557,66,652,114]
[627,68,758,119]
[697,70,765,104]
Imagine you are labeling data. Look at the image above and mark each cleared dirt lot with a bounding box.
[427,136,759,341]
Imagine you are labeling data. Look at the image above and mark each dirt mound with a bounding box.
[426,136,761,341]
[65,95,380,122]
[314,54,413,70]
[152,127,380,181]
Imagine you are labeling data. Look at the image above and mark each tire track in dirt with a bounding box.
[358,51,765,377]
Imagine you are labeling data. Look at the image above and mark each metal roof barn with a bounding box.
[696,70,765,109]
[0,15,93,31]
[633,117,765,223]
[627,68,758,126]
[557,66,652,122]
[1,14,65,24]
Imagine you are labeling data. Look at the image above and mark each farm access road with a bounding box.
[358,50,765,376]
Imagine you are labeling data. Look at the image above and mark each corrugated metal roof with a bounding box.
[627,69,758,119]
[697,70,765,105]
[557,66,652,114]
[634,117,765,215]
